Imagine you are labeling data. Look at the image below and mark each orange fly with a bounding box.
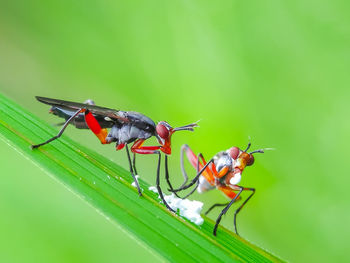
[172,142,270,236]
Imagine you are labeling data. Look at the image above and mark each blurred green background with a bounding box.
[0,0,349,262]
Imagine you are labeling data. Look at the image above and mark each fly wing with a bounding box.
[36,96,130,122]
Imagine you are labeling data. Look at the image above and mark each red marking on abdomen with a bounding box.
[116,144,125,150]
[85,111,102,134]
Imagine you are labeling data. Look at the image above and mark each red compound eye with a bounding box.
[228,147,240,159]
[156,124,169,139]
[247,155,255,166]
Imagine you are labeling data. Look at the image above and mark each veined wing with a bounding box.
[36,96,129,122]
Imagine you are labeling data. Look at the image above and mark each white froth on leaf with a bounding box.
[148,186,204,225]
[148,186,158,193]
[131,175,140,188]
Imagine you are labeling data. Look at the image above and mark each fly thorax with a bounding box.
[214,152,233,174]
[129,125,141,139]
[119,125,132,143]
[106,124,153,144]
[106,125,119,143]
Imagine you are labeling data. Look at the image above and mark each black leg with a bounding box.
[31,109,82,149]
[164,155,181,198]
[180,152,205,199]
[175,145,207,199]
[156,152,176,213]
[233,188,255,235]
[132,153,138,175]
[204,202,230,215]
[181,180,199,199]
[126,144,142,196]
[213,186,243,236]
[172,158,213,192]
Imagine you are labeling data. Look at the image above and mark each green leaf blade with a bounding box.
[0,93,283,263]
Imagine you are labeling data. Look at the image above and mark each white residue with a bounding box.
[149,186,158,193]
[229,173,241,185]
[131,175,140,188]
[148,186,204,226]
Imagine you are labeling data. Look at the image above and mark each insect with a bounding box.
[31,96,198,212]
[171,142,269,236]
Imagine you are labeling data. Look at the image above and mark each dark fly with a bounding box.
[31,96,198,212]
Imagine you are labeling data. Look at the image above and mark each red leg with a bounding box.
[173,157,214,192]
[216,166,230,179]
[218,186,242,200]
[182,144,215,185]
[131,139,175,213]
[84,110,109,144]
[131,139,161,154]
[183,144,199,168]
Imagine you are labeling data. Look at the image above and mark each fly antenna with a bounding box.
[194,119,201,128]
[244,136,251,152]
[249,148,275,154]
[173,121,199,131]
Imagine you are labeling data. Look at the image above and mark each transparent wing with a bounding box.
[36,96,129,122]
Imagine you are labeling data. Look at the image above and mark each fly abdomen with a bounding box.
[50,107,87,129]
[197,175,215,193]
[106,124,153,145]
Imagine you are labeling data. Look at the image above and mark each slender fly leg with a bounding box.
[178,144,215,199]
[212,186,255,236]
[233,187,255,235]
[155,153,176,213]
[204,203,230,216]
[172,144,215,194]
[172,158,213,192]
[31,109,83,149]
[213,186,243,236]
[131,139,176,213]
[125,145,142,196]
[164,155,182,198]
[132,153,138,175]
